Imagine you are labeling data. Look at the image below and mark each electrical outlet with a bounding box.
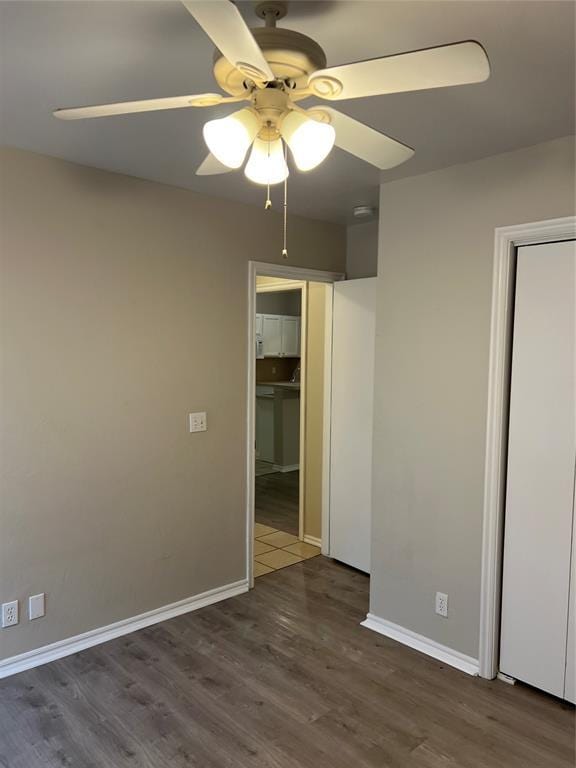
[2,600,19,628]
[435,592,448,618]
[188,412,207,433]
[29,593,45,621]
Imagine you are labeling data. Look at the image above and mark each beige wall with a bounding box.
[303,282,327,542]
[371,136,576,659]
[256,289,301,316]
[0,148,345,661]
[346,220,378,279]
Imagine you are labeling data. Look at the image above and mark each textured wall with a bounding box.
[371,136,575,658]
[0,149,345,660]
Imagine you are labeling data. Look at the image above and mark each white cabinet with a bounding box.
[259,314,300,358]
[255,387,275,462]
[281,317,300,357]
[262,315,283,356]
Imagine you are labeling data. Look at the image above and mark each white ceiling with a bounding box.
[1,1,574,223]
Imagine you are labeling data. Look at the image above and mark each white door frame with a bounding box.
[479,215,576,679]
[247,261,344,588]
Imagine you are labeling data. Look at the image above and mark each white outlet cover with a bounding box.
[29,593,45,621]
[435,592,449,618]
[2,600,19,628]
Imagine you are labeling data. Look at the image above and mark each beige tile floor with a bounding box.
[253,524,320,578]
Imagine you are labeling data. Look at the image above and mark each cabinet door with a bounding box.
[256,396,275,462]
[262,315,282,356]
[255,314,263,336]
[281,317,300,357]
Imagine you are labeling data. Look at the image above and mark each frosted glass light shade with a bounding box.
[244,138,289,185]
[281,110,335,171]
[203,109,260,169]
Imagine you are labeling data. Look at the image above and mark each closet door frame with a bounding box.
[479,216,576,680]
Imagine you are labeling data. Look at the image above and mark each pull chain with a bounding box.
[265,130,272,210]
[260,132,288,259]
[282,141,288,259]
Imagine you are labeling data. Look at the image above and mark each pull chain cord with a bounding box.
[265,130,272,210]
[282,141,288,259]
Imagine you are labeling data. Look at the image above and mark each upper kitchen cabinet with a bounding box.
[259,314,300,357]
[281,317,300,357]
[262,315,282,356]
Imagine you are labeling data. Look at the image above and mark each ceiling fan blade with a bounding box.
[53,93,228,120]
[182,0,274,83]
[196,153,234,175]
[314,107,414,170]
[308,41,490,100]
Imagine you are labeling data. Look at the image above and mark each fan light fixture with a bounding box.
[203,108,260,169]
[201,106,335,184]
[245,137,289,185]
[281,111,335,171]
[53,0,490,254]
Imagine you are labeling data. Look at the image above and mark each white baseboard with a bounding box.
[303,535,322,548]
[361,613,479,676]
[273,463,299,473]
[0,579,248,680]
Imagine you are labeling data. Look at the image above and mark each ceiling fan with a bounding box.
[53,0,490,186]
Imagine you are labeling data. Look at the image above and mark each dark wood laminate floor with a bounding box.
[1,557,574,767]
[255,470,299,536]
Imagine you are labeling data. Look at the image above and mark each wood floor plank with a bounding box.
[0,557,573,767]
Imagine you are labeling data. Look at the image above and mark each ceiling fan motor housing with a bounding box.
[251,87,290,139]
[213,27,327,98]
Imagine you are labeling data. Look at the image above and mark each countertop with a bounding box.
[257,381,300,391]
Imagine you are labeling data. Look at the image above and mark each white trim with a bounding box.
[298,281,308,543]
[321,284,334,556]
[304,535,322,548]
[257,280,304,293]
[0,579,248,680]
[479,216,576,679]
[252,262,343,284]
[497,672,516,685]
[273,463,299,473]
[247,261,345,589]
[247,264,257,589]
[361,613,479,676]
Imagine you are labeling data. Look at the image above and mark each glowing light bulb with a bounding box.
[244,138,289,185]
[203,109,260,169]
[281,111,335,171]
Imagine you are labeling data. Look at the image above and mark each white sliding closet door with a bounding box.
[565,476,576,703]
[500,240,576,699]
[330,278,376,573]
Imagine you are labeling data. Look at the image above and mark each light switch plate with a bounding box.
[29,593,45,621]
[189,412,207,433]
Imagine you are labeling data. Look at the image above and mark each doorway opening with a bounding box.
[246,262,342,587]
[253,275,328,578]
